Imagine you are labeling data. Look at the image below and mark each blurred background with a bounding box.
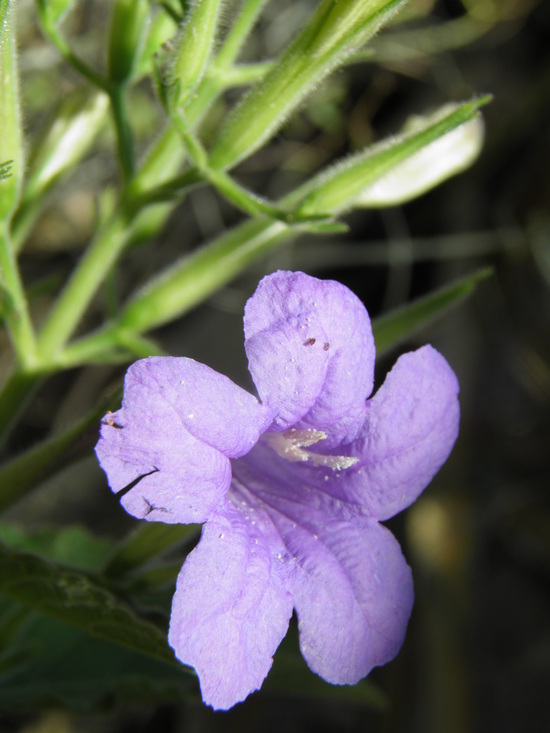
[2,0,550,731]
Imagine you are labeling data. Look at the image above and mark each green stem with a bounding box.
[38,13,109,92]
[168,111,331,225]
[212,61,272,87]
[54,323,146,367]
[37,211,131,360]
[0,221,38,368]
[10,193,40,252]
[33,2,280,363]
[109,85,135,184]
[131,168,201,208]
[214,0,270,67]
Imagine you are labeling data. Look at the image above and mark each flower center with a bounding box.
[265,428,358,471]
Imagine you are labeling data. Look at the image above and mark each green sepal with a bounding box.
[168,0,225,109]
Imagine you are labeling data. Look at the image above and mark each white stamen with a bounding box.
[265,428,358,472]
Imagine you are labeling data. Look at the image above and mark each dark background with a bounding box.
[3,0,550,731]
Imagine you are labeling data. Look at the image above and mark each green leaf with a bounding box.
[0,388,121,514]
[0,597,31,649]
[0,525,113,573]
[0,542,178,666]
[0,607,196,711]
[116,218,289,334]
[372,267,492,355]
[135,7,178,77]
[105,522,199,578]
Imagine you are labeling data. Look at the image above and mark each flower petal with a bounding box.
[231,453,413,684]
[344,345,460,521]
[168,502,293,710]
[126,357,268,456]
[244,271,375,445]
[267,503,413,684]
[95,357,267,524]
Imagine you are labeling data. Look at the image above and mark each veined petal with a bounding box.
[232,454,412,683]
[168,502,293,710]
[95,357,267,524]
[344,345,460,521]
[124,357,268,456]
[265,503,413,684]
[244,271,375,445]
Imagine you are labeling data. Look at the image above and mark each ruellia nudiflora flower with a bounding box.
[96,270,460,710]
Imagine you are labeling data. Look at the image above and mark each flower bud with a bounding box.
[295,98,488,216]
[356,105,485,207]
[24,88,108,200]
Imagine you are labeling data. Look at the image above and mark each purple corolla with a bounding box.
[96,270,459,710]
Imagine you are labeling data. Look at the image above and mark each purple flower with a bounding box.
[96,270,459,710]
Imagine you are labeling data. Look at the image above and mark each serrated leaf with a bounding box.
[373,267,492,355]
[0,543,180,666]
